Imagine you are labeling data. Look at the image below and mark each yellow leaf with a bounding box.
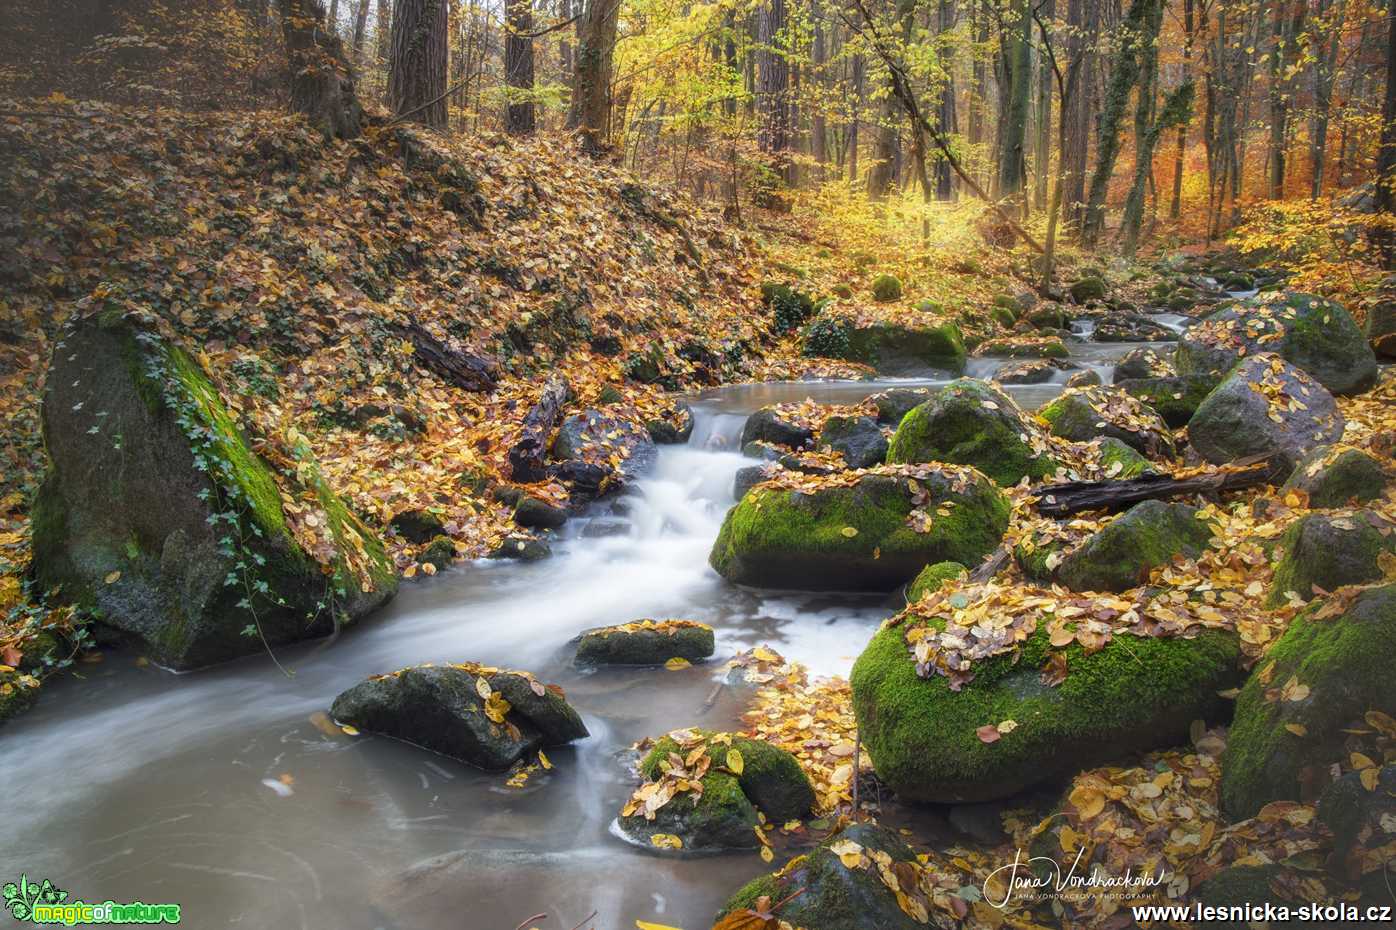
[649,833,683,850]
[104,570,121,584]
[1352,752,1377,770]
[1361,767,1380,791]
[727,747,745,775]
[1366,710,1396,736]
[636,922,685,930]
[484,691,512,724]
[828,838,864,868]
[1069,784,1106,819]
[476,676,493,699]
[340,724,360,736]
[664,657,691,670]
[840,526,859,538]
[538,750,552,770]
[760,844,774,863]
[1284,723,1308,737]
[997,719,1018,734]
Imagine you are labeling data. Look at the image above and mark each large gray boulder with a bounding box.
[1188,354,1344,474]
[31,311,397,670]
[816,414,888,469]
[1176,292,1377,395]
[552,408,657,481]
[331,663,588,771]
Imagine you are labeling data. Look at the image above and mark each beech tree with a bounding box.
[388,0,448,128]
[505,0,536,134]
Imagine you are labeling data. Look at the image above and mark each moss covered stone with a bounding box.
[851,622,1240,802]
[1176,292,1377,395]
[741,406,814,450]
[715,823,925,930]
[1114,375,1214,429]
[1192,864,1309,929]
[871,274,903,301]
[1221,584,1396,820]
[1058,501,1214,593]
[1281,445,1390,509]
[573,619,715,667]
[1039,386,1176,459]
[638,731,815,822]
[906,561,966,603]
[974,336,1070,359]
[886,379,1057,486]
[1070,276,1107,303]
[1095,437,1155,479]
[1265,512,1396,608]
[31,311,396,670]
[816,415,888,469]
[0,671,41,726]
[709,465,1009,591]
[842,321,967,374]
[330,663,588,771]
[869,388,934,427]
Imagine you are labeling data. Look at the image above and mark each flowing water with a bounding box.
[0,337,1169,930]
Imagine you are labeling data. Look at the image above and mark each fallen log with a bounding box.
[508,377,572,483]
[401,321,499,393]
[1031,462,1273,518]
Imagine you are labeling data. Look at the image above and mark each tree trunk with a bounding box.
[352,0,371,62]
[1080,0,1161,247]
[935,0,957,199]
[567,0,622,153]
[1266,0,1304,198]
[969,0,990,187]
[996,0,1033,206]
[811,0,828,175]
[756,0,793,187]
[504,0,535,134]
[1309,0,1344,198]
[1168,0,1193,218]
[1061,0,1098,232]
[1374,0,1396,269]
[849,53,864,182]
[1118,0,1162,253]
[389,0,448,128]
[277,0,364,139]
[1032,0,1054,211]
[375,0,390,66]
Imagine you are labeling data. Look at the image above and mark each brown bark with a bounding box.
[401,322,500,393]
[276,0,364,139]
[504,0,535,134]
[509,377,573,483]
[567,0,622,153]
[388,0,448,128]
[1033,464,1273,518]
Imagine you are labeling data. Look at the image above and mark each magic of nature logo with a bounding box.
[3,875,181,925]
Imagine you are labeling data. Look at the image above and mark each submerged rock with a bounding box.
[1265,511,1396,608]
[716,823,927,930]
[513,495,568,529]
[1039,385,1175,459]
[1188,354,1344,474]
[1176,292,1377,395]
[573,619,715,667]
[816,415,888,469]
[1063,369,1102,389]
[1058,501,1214,593]
[851,616,1240,802]
[886,379,1057,486]
[709,464,1009,591]
[330,663,588,771]
[1222,584,1396,819]
[618,729,813,851]
[31,311,397,670]
[1281,445,1390,509]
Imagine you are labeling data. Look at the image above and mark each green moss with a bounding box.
[1070,276,1106,302]
[0,673,41,725]
[1116,376,1214,428]
[1097,437,1154,479]
[621,768,759,849]
[709,470,1008,590]
[842,321,966,373]
[907,561,966,602]
[1222,584,1396,819]
[1265,515,1396,608]
[575,622,715,666]
[1058,501,1214,593]
[1282,446,1390,508]
[1039,387,1174,458]
[886,380,1056,486]
[851,621,1240,802]
[976,337,1069,359]
[643,730,815,822]
[871,274,902,301]
[991,306,1016,329]
[719,873,782,916]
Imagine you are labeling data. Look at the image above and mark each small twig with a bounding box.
[513,914,547,930]
[851,726,862,819]
[702,678,727,711]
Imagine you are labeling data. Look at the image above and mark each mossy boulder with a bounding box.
[645,404,694,444]
[886,379,1057,486]
[973,336,1070,359]
[1318,763,1396,899]
[871,274,903,301]
[31,311,396,671]
[868,388,933,427]
[1192,864,1309,929]
[1282,445,1390,509]
[1070,276,1107,303]
[850,622,1240,802]
[1188,354,1344,474]
[1039,386,1176,459]
[741,407,814,450]
[620,731,813,850]
[553,408,658,482]
[1026,306,1069,330]
[1064,369,1102,389]
[0,670,41,725]
[1113,347,1172,383]
[816,415,888,469]
[418,536,458,570]
[1175,292,1377,395]
[1115,375,1215,428]
[1265,512,1396,608]
[709,465,1009,591]
[330,663,588,771]
[639,731,815,822]
[906,561,966,602]
[1221,584,1396,819]
[390,508,447,544]
[1367,292,1396,358]
[715,823,925,930]
[842,321,967,374]
[573,619,715,667]
[992,359,1061,385]
[514,495,568,530]
[1095,436,1156,479]
[1058,501,1214,593]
